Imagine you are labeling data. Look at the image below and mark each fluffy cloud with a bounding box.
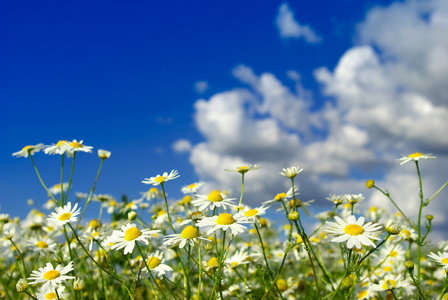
[276,3,321,43]
[172,139,192,153]
[184,0,448,234]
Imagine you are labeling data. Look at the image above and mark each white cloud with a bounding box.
[276,3,321,43]
[172,139,192,153]
[194,81,209,94]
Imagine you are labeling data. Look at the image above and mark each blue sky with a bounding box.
[2,0,448,237]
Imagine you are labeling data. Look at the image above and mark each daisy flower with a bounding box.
[181,181,205,194]
[35,286,66,300]
[263,188,295,206]
[120,198,143,213]
[142,170,180,186]
[196,213,249,236]
[371,274,411,291]
[235,205,269,223]
[279,166,303,178]
[44,140,70,155]
[97,149,111,159]
[141,187,163,201]
[428,251,448,270]
[344,194,364,204]
[12,144,45,158]
[140,251,173,279]
[48,183,68,195]
[65,140,93,157]
[325,215,382,249]
[163,225,211,248]
[27,237,57,254]
[225,247,251,268]
[191,190,236,211]
[92,194,116,203]
[326,194,345,205]
[108,223,160,255]
[47,202,81,227]
[397,152,436,165]
[224,164,261,174]
[28,261,75,291]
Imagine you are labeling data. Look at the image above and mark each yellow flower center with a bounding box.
[245,209,258,217]
[401,229,411,236]
[382,279,396,289]
[182,195,192,204]
[22,145,32,151]
[147,256,161,269]
[207,257,219,268]
[69,141,83,148]
[276,279,288,291]
[56,140,68,147]
[274,193,286,201]
[149,187,158,193]
[180,226,200,239]
[45,292,57,299]
[124,227,142,241]
[58,213,72,221]
[157,210,166,216]
[259,218,267,227]
[216,213,235,225]
[344,224,364,236]
[296,235,303,243]
[154,176,165,183]
[369,206,377,212]
[207,190,223,202]
[89,219,99,228]
[188,183,196,189]
[408,152,422,158]
[390,251,398,257]
[357,291,368,299]
[442,258,448,264]
[237,166,249,173]
[231,262,238,268]
[36,241,48,248]
[383,266,392,272]
[289,199,302,207]
[43,270,60,280]
[92,232,99,238]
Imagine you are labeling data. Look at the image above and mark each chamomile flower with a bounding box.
[141,251,173,279]
[108,223,160,255]
[163,225,211,248]
[27,237,57,254]
[326,194,345,205]
[427,251,448,270]
[48,183,68,195]
[371,274,411,291]
[142,170,180,186]
[224,164,261,174]
[141,187,163,201]
[97,149,111,159]
[344,194,365,204]
[181,181,205,194]
[279,166,303,178]
[225,247,251,268]
[120,199,143,213]
[47,202,81,227]
[196,213,249,236]
[35,286,66,300]
[397,152,436,165]
[28,261,75,291]
[325,215,382,249]
[12,144,45,158]
[44,140,70,155]
[191,190,236,211]
[235,205,269,223]
[65,140,93,157]
[263,188,295,206]
[93,194,116,203]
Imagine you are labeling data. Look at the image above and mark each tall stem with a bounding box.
[416,161,424,284]
[160,183,177,234]
[28,154,59,205]
[64,152,76,205]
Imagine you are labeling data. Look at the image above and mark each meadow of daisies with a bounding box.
[1,141,448,300]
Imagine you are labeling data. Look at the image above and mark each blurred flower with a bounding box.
[142,170,180,186]
[224,164,261,174]
[279,166,303,178]
[48,183,68,195]
[97,149,111,159]
[65,140,93,157]
[181,181,205,194]
[427,251,448,270]
[397,152,436,165]
[44,140,70,155]
[35,286,66,300]
[13,144,45,158]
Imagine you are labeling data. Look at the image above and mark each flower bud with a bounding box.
[128,211,137,221]
[385,219,402,235]
[426,215,434,221]
[288,211,300,221]
[404,260,414,271]
[16,279,28,292]
[73,278,85,291]
[341,277,354,289]
[365,179,374,189]
[98,149,111,159]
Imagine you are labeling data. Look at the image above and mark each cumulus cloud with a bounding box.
[276,3,321,43]
[172,139,193,153]
[182,0,448,235]
[194,81,209,94]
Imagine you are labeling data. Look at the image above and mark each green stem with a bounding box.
[136,244,168,300]
[9,239,28,278]
[197,245,202,300]
[237,173,245,211]
[64,152,76,205]
[60,154,65,205]
[160,183,177,234]
[416,161,424,285]
[28,154,59,205]
[426,180,448,205]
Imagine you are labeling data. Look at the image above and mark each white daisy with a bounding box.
[397,152,436,165]
[344,194,364,204]
[65,140,93,157]
[28,261,75,291]
[325,215,382,249]
[262,188,295,206]
[427,251,448,270]
[142,170,180,186]
[47,202,81,227]
[326,194,345,205]
[97,149,111,159]
[12,144,45,158]
[108,223,160,255]
[92,194,116,203]
[48,183,68,195]
[27,237,57,254]
[35,286,66,300]
[141,187,163,201]
[226,247,251,268]
[163,225,211,248]
[141,251,173,279]
[181,181,205,194]
[279,166,303,178]
[235,205,269,223]
[44,140,70,155]
[371,274,411,291]
[224,164,261,174]
[196,213,249,236]
[191,190,236,211]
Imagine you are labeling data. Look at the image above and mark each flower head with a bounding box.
[224,164,261,174]
[397,152,436,165]
[44,140,70,155]
[108,223,160,255]
[97,149,111,159]
[163,225,211,248]
[191,190,236,211]
[65,140,93,157]
[196,213,249,236]
[325,215,382,249]
[47,202,81,226]
[279,166,303,178]
[181,181,205,194]
[427,251,448,270]
[28,261,75,291]
[142,170,180,186]
[13,144,45,158]
[141,251,173,279]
